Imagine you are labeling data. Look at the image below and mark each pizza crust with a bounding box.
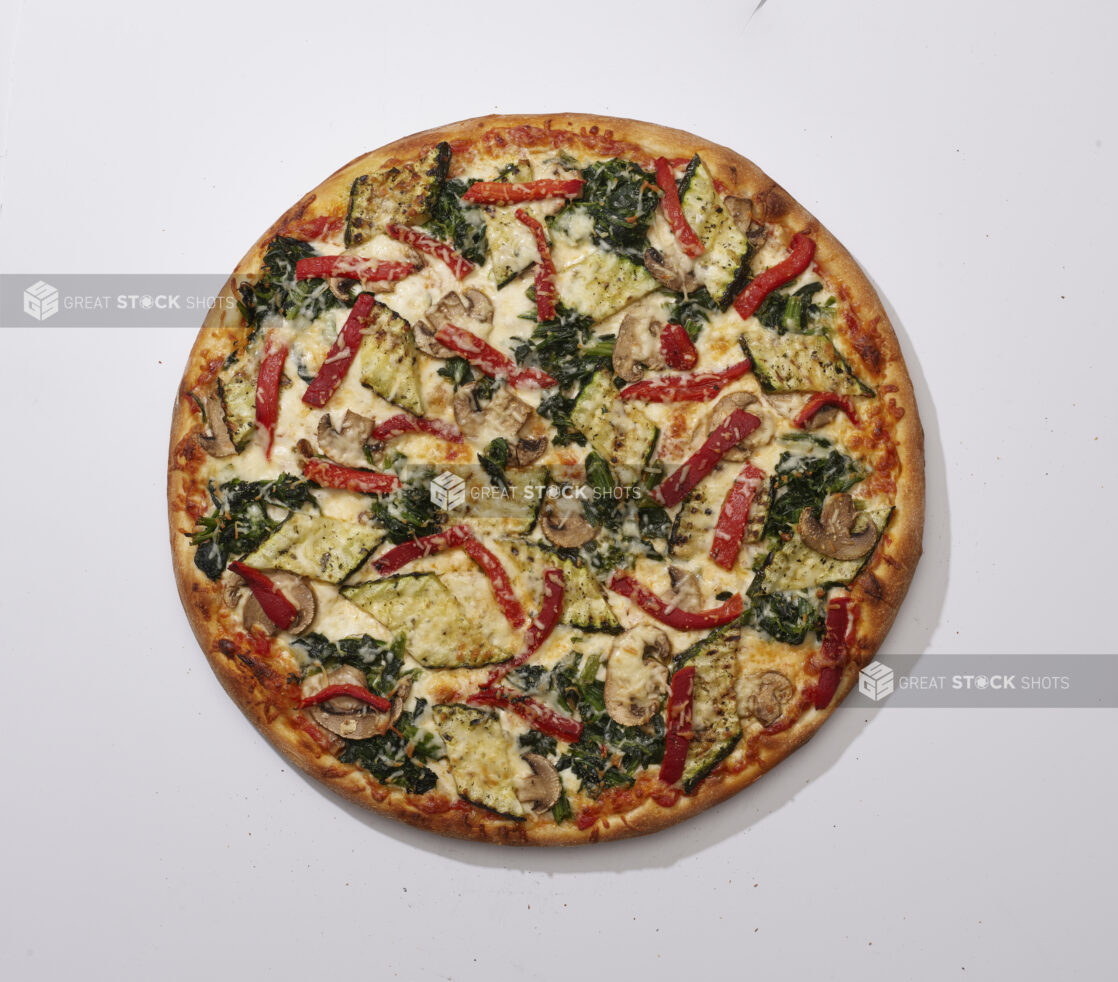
[168,114,924,845]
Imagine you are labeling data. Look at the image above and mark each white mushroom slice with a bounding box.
[197,386,236,457]
[723,196,769,251]
[539,491,599,548]
[737,671,794,727]
[798,493,878,561]
[301,665,392,740]
[418,289,496,358]
[643,245,699,294]
[241,572,317,637]
[703,392,774,460]
[667,566,704,612]
[517,753,562,812]
[317,410,377,468]
[453,382,531,444]
[604,624,671,726]
[613,312,666,383]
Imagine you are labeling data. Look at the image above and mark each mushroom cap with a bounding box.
[613,312,666,383]
[797,493,878,561]
[643,246,699,294]
[604,624,671,727]
[303,665,392,740]
[197,387,236,457]
[453,382,532,443]
[317,410,377,468]
[739,670,794,727]
[667,565,704,612]
[517,753,562,812]
[539,491,599,548]
[418,289,495,358]
[241,572,317,637]
[703,392,774,460]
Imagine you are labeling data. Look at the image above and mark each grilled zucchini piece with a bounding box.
[341,573,507,668]
[357,300,424,415]
[432,705,525,819]
[675,620,744,793]
[217,366,256,451]
[570,370,659,484]
[668,462,736,560]
[458,465,549,536]
[555,249,658,323]
[751,508,891,594]
[483,161,538,288]
[344,142,450,247]
[739,322,872,395]
[240,513,385,584]
[678,155,752,309]
[502,539,622,633]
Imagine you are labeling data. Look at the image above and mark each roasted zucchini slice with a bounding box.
[678,155,752,309]
[668,462,737,561]
[555,249,659,323]
[458,465,549,536]
[502,539,622,633]
[570,370,659,484]
[240,513,385,584]
[341,573,507,668]
[344,142,450,247]
[432,705,525,819]
[357,300,424,415]
[217,366,256,452]
[739,322,872,395]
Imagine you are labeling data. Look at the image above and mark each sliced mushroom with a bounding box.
[242,572,317,637]
[798,493,878,561]
[724,196,769,252]
[643,246,700,294]
[604,625,671,727]
[389,676,413,727]
[802,403,840,431]
[196,386,236,457]
[417,289,495,357]
[223,572,248,609]
[667,566,704,612]
[517,753,562,812]
[510,431,549,467]
[540,491,599,548]
[327,276,358,304]
[302,665,392,740]
[703,392,774,460]
[453,381,549,465]
[738,671,794,727]
[317,410,378,467]
[613,311,666,383]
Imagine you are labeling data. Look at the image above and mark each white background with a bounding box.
[1,1,1115,978]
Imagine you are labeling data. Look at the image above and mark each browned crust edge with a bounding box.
[168,113,925,846]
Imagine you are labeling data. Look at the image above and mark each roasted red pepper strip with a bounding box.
[514,209,558,321]
[659,665,696,785]
[654,157,704,259]
[283,215,345,240]
[302,458,401,495]
[302,292,374,407]
[385,223,474,279]
[228,561,297,631]
[813,596,853,709]
[659,322,698,370]
[298,683,392,713]
[370,413,463,444]
[467,687,583,742]
[619,359,751,403]
[484,567,564,686]
[794,392,860,429]
[733,233,816,320]
[462,179,584,205]
[255,332,288,460]
[709,463,766,570]
[294,255,418,284]
[434,322,557,389]
[606,571,745,630]
[372,525,473,576]
[460,536,527,630]
[652,408,761,507]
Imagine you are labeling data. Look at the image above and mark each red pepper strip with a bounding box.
[813,597,853,710]
[462,179,584,205]
[302,457,401,495]
[298,683,392,713]
[302,292,375,407]
[659,322,698,370]
[467,687,583,742]
[484,567,564,686]
[619,359,751,403]
[514,209,558,321]
[255,332,288,460]
[794,392,860,428]
[294,255,418,284]
[606,571,745,631]
[371,525,473,576]
[385,223,473,280]
[654,157,704,259]
[659,666,696,785]
[370,413,463,444]
[460,536,527,630]
[434,322,557,389]
[652,408,760,508]
[709,463,766,570]
[733,233,816,320]
[228,561,297,631]
[283,215,345,240]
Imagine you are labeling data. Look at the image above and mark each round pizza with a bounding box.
[168,114,924,844]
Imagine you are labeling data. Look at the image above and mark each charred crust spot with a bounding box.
[755,185,791,222]
[217,639,237,657]
[858,571,885,600]
[844,309,884,374]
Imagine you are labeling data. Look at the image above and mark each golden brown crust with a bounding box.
[168,113,924,845]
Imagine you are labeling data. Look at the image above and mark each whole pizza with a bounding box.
[168,114,923,844]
